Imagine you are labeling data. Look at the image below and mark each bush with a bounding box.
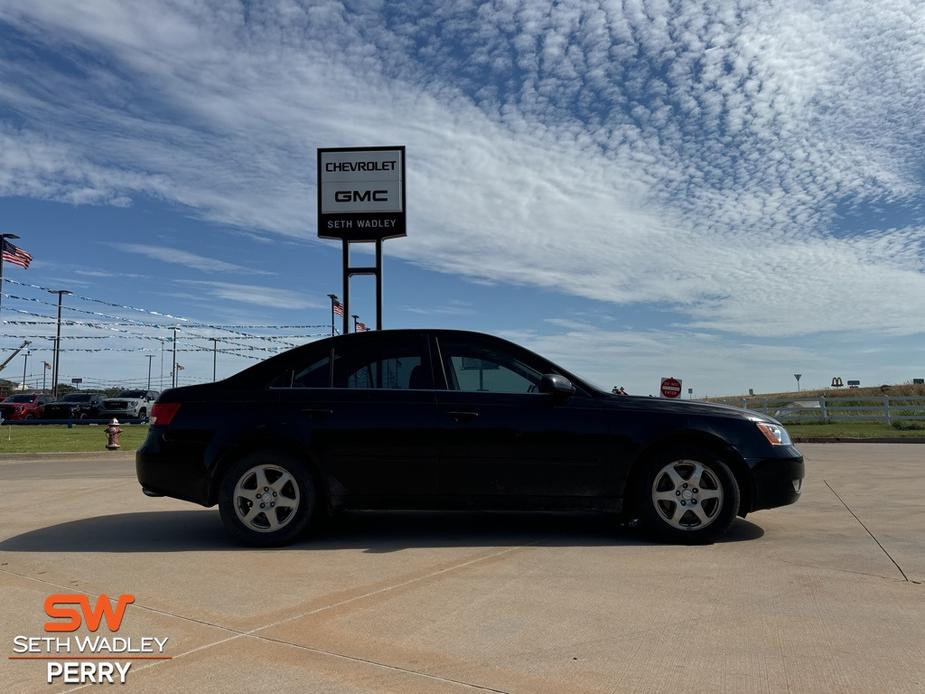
[891,420,925,431]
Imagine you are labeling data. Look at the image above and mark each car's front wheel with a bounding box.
[638,448,739,544]
[218,453,315,546]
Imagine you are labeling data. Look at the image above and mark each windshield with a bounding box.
[61,394,93,402]
[117,390,145,398]
[4,395,36,403]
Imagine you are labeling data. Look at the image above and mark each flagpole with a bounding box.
[327,294,337,336]
[0,233,21,334]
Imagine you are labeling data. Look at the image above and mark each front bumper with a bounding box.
[748,453,804,512]
[43,407,78,418]
[100,409,140,419]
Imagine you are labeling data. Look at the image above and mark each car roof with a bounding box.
[230,328,599,395]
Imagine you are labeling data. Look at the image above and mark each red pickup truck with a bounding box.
[0,393,49,420]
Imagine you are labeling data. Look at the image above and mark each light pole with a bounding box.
[48,289,72,399]
[171,326,178,388]
[42,360,50,392]
[211,338,218,382]
[146,354,154,390]
[794,373,802,392]
[21,346,30,391]
[327,294,338,336]
[352,314,359,332]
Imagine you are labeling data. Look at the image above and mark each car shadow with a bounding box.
[0,510,764,553]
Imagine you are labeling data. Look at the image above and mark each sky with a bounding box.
[0,0,923,397]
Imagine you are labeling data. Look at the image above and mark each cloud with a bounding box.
[111,243,273,275]
[177,280,324,310]
[0,0,923,339]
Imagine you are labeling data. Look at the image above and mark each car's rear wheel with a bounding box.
[638,448,739,544]
[218,453,315,547]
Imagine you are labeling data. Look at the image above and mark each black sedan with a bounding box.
[42,392,105,419]
[137,329,803,546]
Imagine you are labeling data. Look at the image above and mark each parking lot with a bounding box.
[1,444,923,693]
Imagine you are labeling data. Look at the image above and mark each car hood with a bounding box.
[601,393,781,424]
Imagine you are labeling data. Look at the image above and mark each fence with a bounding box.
[712,396,925,425]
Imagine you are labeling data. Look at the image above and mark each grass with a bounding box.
[0,421,921,453]
[0,424,150,453]
[788,422,925,439]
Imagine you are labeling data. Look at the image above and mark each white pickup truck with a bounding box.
[100,390,159,421]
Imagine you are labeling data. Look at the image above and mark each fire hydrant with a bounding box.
[105,418,122,450]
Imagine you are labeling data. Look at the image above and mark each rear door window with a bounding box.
[332,335,430,390]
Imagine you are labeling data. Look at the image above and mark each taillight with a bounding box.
[150,402,181,426]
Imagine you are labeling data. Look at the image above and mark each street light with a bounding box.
[146,354,154,390]
[48,289,72,399]
[20,345,31,391]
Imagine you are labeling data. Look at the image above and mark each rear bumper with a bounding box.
[135,428,213,507]
[748,454,804,512]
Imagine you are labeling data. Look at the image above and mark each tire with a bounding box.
[637,447,739,544]
[138,408,147,421]
[218,452,316,547]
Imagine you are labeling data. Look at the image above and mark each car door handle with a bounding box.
[447,411,479,423]
[301,408,333,419]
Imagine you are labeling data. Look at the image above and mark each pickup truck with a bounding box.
[0,392,49,420]
[100,390,159,421]
[43,393,106,419]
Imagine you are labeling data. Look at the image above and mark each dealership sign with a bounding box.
[660,377,682,398]
[317,146,406,242]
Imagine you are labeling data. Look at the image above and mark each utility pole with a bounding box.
[211,338,218,382]
[171,326,178,388]
[48,289,72,399]
[21,347,30,391]
[146,354,154,390]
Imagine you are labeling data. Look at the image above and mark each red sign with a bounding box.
[660,377,682,398]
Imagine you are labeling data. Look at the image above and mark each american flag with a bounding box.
[176,364,185,371]
[2,239,32,269]
[356,321,369,332]
[43,361,51,370]
[332,299,344,317]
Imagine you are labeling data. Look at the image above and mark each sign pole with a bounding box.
[376,239,383,330]
[342,240,350,335]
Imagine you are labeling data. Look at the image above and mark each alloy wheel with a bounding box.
[651,459,724,531]
[232,464,301,533]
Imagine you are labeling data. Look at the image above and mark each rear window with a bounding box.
[270,352,331,388]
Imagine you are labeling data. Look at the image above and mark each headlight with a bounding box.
[754,420,792,446]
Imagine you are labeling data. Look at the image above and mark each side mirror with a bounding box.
[539,374,575,398]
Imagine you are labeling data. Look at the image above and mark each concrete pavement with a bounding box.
[1,445,923,693]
